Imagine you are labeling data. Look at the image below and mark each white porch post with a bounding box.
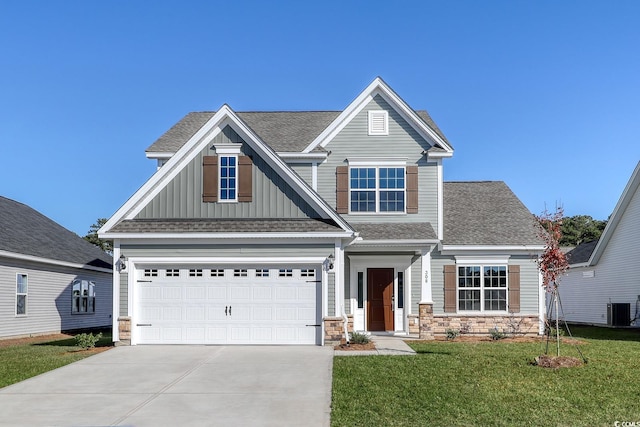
[420,248,433,304]
[112,240,121,342]
[334,239,343,316]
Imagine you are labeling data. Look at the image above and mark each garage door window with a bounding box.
[166,269,179,277]
[279,269,293,277]
[189,269,203,277]
[301,269,315,278]
[256,269,270,277]
[144,269,158,277]
[211,269,225,277]
[234,269,248,277]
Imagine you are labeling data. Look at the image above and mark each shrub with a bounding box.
[445,328,460,341]
[349,331,371,344]
[75,332,103,349]
[489,327,506,340]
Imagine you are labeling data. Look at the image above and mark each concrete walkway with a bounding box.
[0,345,333,427]
[334,334,417,356]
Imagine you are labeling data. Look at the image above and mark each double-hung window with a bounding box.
[72,280,96,314]
[219,155,237,201]
[458,266,507,312]
[16,274,27,315]
[350,167,405,213]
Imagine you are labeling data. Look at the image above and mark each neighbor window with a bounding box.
[350,167,405,213]
[458,266,507,311]
[16,274,27,315]
[72,280,96,314]
[219,156,237,201]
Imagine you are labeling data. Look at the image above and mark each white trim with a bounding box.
[112,241,121,342]
[100,231,354,240]
[99,105,354,236]
[278,152,328,160]
[348,158,407,166]
[312,161,318,190]
[303,77,454,155]
[441,245,545,254]
[455,255,510,265]
[145,151,173,159]
[0,249,112,274]
[436,160,444,240]
[352,239,439,246]
[214,143,242,154]
[128,256,327,265]
[420,249,433,304]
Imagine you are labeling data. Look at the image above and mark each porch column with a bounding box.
[420,249,432,304]
[334,239,343,317]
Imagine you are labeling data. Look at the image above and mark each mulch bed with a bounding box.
[334,342,377,351]
[533,355,585,369]
[0,333,112,355]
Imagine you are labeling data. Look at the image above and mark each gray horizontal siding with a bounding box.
[328,273,335,317]
[316,95,439,227]
[119,271,128,317]
[137,125,319,220]
[0,257,112,338]
[288,163,313,186]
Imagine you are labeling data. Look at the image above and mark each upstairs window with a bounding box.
[16,274,27,316]
[219,156,237,201]
[72,280,96,314]
[350,167,405,213]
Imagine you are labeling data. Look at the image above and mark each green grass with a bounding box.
[0,331,112,388]
[331,326,640,426]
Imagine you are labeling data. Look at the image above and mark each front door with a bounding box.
[367,268,394,331]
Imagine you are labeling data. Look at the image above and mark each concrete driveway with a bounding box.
[0,345,334,427]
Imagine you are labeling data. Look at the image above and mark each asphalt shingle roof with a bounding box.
[565,240,598,265]
[109,218,344,233]
[146,110,449,154]
[354,222,437,241]
[0,196,112,269]
[443,182,543,246]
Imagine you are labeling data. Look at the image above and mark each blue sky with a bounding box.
[1,1,639,236]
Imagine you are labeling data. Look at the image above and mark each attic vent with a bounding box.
[368,110,388,135]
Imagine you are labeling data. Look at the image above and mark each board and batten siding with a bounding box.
[137,126,319,220]
[0,258,112,338]
[430,254,540,315]
[316,95,439,227]
[558,185,640,325]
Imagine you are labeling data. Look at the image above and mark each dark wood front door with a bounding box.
[367,268,394,331]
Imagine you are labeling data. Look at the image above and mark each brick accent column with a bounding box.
[117,316,131,346]
[419,303,434,340]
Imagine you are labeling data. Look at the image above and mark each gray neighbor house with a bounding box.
[99,77,545,345]
[0,196,113,339]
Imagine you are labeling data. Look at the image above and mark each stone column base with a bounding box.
[419,303,435,340]
[323,316,353,345]
[117,316,131,346]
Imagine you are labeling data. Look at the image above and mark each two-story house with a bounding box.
[99,77,545,345]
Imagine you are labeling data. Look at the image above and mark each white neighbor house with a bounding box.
[557,161,640,327]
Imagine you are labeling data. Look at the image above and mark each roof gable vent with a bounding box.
[368,110,388,136]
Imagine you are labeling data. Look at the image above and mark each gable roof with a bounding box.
[577,161,640,267]
[0,196,112,270]
[302,77,453,155]
[100,105,354,237]
[443,181,543,247]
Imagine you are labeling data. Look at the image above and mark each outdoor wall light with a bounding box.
[117,254,127,272]
[327,254,335,271]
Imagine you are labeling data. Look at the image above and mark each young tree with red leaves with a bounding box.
[536,206,570,356]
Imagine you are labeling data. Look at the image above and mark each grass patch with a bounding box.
[0,331,112,388]
[331,326,640,426]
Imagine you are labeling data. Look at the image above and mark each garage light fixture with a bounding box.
[117,254,127,272]
[327,254,334,271]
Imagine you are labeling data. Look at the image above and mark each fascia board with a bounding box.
[145,152,173,159]
[568,262,589,269]
[303,77,453,154]
[427,151,454,159]
[128,256,327,265]
[278,152,328,160]
[352,239,440,246]
[100,231,354,240]
[589,161,640,266]
[0,250,112,274]
[440,245,545,254]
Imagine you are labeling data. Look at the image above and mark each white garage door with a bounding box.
[135,266,320,345]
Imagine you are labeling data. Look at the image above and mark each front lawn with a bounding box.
[331,326,640,426]
[0,331,112,388]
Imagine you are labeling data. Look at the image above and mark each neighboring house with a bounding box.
[557,161,640,327]
[0,196,113,339]
[99,77,545,345]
